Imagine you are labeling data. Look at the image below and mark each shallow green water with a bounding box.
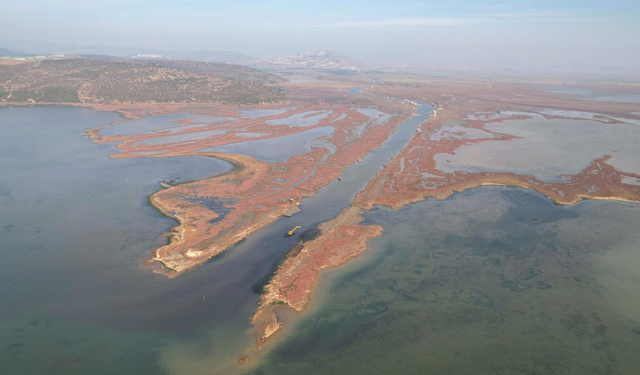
[248,187,640,375]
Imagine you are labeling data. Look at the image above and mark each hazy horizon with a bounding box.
[2,0,640,74]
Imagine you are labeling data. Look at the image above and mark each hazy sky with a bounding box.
[2,0,640,72]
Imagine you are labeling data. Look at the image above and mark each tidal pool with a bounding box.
[265,110,331,127]
[240,108,290,119]
[546,85,640,104]
[100,114,192,137]
[435,117,640,182]
[248,187,640,375]
[204,126,335,162]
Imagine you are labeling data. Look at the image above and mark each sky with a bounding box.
[1,0,640,73]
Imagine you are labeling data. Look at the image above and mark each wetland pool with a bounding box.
[435,117,640,181]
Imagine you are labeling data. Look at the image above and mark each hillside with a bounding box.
[133,59,284,84]
[77,55,284,84]
[0,58,284,105]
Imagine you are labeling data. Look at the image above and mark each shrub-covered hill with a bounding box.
[145,59,284,84]
[0,58,284,105]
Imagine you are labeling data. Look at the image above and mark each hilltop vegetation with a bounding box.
[146,60,284,84]
[76,55,283,84]
[0,58,284,105]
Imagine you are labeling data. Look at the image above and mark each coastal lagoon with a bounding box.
[3,106,640,375]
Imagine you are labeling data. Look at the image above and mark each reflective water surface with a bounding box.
[435,117,640,182]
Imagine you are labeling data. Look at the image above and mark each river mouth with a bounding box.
[0,91,432,374]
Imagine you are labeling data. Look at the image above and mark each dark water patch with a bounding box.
[519,267,543,280]
[297,227,322,242]
[187,196,236,225]
[284,228,323,258]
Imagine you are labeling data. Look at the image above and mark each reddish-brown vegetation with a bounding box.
[87,82,413,276]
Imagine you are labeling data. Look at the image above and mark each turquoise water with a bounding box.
[248,187,640,375]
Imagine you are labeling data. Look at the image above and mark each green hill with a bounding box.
[0,58,284,105]
[146,60,284,84]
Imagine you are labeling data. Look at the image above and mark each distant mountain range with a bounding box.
[260,50,369,71]
[0,48,30,57]
[1,40,371,74]
[0,39,256,64]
